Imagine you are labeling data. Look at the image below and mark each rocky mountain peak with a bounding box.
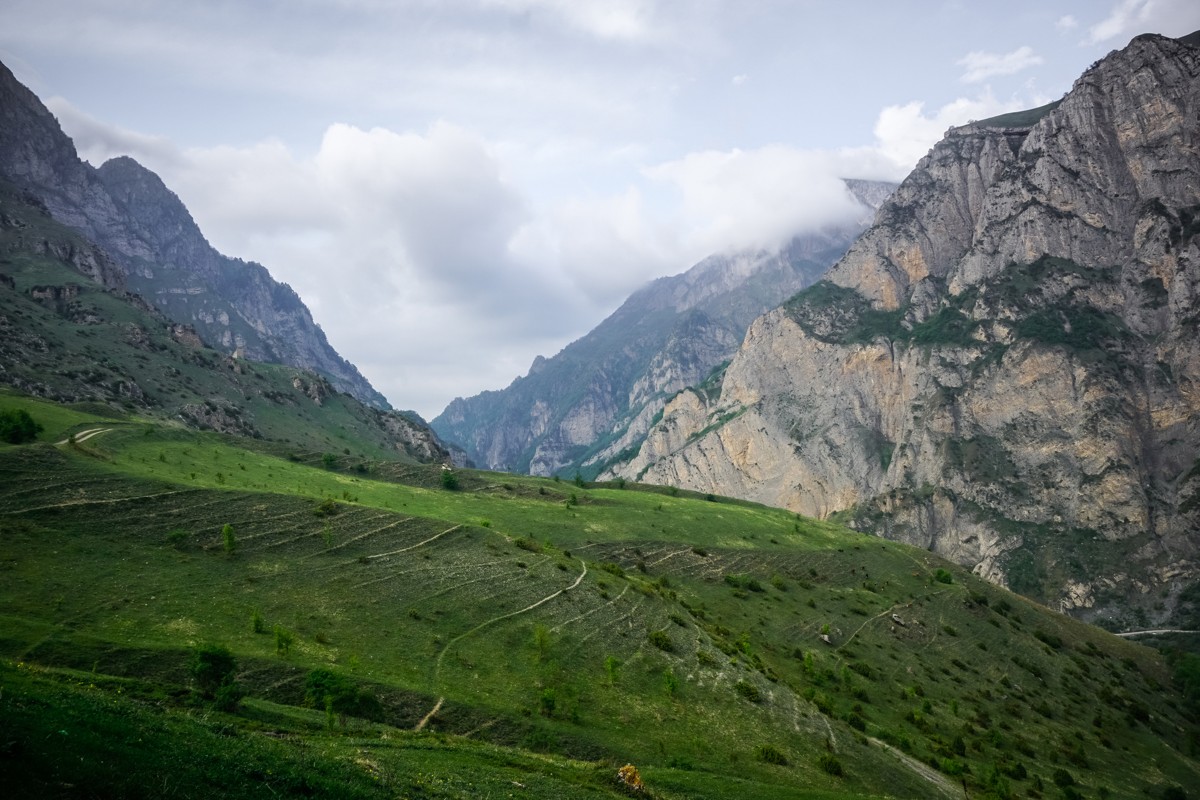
[0,60,390,409]
[606,31,1200,628]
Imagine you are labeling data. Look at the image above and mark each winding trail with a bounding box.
[416,558,589,730]
[1115,629,1200,637]
[868,737,960,798]
[56,428,111,446]
[367,524,461,560]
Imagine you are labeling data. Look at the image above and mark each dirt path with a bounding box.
[1115,629,1200,637]
[413,697,444,731]
[869,737,961,798]
[417,558,589,730]
[56,427,111,446]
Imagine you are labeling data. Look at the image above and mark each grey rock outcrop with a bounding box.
[0,60,388,408]
[608,33,1200,628]
[433,179,895,477]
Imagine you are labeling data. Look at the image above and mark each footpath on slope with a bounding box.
[416,558,589,731]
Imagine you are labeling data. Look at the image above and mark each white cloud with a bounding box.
[957,46,1044,83]
[1085,0,1200,45]
[1056,15,1079,30]
[644,147,867,257]
[480,0,662,42]
[869,92,1028,172]
[731,73,747,87]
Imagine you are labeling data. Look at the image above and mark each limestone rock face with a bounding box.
[432,180,896,477]
[609,33,1200,628]
[0,61,388,409]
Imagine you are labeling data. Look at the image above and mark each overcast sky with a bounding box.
[2,0,1198,418]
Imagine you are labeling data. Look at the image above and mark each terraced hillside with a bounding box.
[1,395,1198,798]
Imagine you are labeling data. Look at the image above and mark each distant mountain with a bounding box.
[432,179,895,476]
[606,32,1200,629]
[0,176,449,462]
[0,60,388,409]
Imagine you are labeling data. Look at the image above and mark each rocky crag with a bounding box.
[432,180,895,477]
[0,61,388,408]
[605,32,1200,628]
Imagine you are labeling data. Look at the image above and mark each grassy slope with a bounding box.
[0,182,438,463]
[1,397,1198,798]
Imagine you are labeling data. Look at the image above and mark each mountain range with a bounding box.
[0,61,387,410]
[432,179,895,477]
[1,30,1200,800]
[600,31,1200,629]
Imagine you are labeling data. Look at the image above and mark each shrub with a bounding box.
[539,688,557,716]
[817,753,844,776]
[663,669,679,696]
[648,629,674,652]
[221,523,237,555]
[604,655,621,686]
[934,568,953,584]
[440,468,459,490]
[251,608,265,634]
[0,409,42,444]
[514,537,542,553]
[305,668,381,723]
[274,625,294,656]
[314,498,340,517]
[191,644,237,699]
[756,744,788,765]
[735,680,762,703]
[600,562,626,578]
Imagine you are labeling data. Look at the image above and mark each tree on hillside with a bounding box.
[0,409,43,444]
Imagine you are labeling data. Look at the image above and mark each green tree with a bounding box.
[440,468,459,490]
[604,655,621,686]
[221,523,237,555]
[191,644,244,710]
[274,625,294,656]
[532,624,551,661]
[305,668,381,725]
[0,409,42,444]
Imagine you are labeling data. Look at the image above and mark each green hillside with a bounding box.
[0,179,443,463]
[1,395,1197,798]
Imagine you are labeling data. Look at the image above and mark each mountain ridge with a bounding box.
[604,31,1200,628]
[0,61,389,409]
[432,178,896,476]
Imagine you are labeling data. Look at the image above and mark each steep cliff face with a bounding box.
[609,33,1200,628]
[0,61,388,408]
[433,180,895,477]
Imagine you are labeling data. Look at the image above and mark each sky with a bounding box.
[2,0,1198,419]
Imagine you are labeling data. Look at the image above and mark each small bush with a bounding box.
[221,523,237,555]
[756,744,788,765]
[934,568,953,584]
[191,644,237,698]
[314,498,340,517]
[735,680,762,703]
[440,468,459,490]
[274,625,294,656]
[305,668,382,723]
[817,753,844,776]
[251,608,265,634]
[514,537,542,553]
[648,629,674,652]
